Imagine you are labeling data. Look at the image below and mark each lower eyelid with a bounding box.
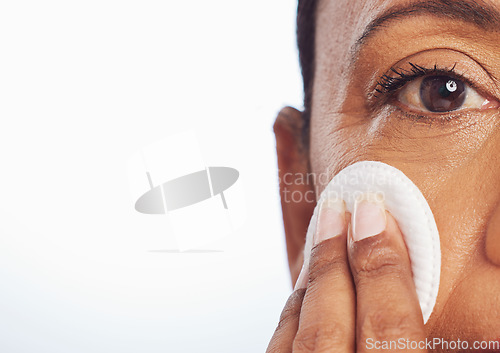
[391,104,472,125]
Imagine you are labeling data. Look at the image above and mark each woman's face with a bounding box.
[310,0,500,341]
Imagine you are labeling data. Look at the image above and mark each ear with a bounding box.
[274,106,316,287]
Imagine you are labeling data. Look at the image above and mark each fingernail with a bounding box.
[294,264,308,290]
[313,197,346,246]
[352,193,386,242]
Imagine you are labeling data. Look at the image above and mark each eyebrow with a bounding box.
[353,0,500,55]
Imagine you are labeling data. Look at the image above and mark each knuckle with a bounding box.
[293,323,348,353]
[353,243,408,283]
[308,242,346,284]
[276,290,304,330]
[359,309,422,342]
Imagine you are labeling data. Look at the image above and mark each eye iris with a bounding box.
[419,76,466,112]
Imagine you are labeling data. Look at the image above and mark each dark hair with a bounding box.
[297,0,318,147]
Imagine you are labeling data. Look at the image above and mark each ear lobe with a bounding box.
[274,106,316,287]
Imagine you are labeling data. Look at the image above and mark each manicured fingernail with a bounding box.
[352,193,386,241]
[313,197,346,246]
[294,264,308,290]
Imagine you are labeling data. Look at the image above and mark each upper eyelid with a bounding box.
[374,62,464,96]
[366,48,500,115]
[366,47,500,107]
[369,63,489,117]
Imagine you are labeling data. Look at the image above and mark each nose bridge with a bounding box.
[482,124,500,265]
[486,200,500,265]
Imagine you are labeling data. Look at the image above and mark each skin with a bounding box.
[269,0,500,351]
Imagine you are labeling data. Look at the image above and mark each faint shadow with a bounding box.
[148,249,224,253]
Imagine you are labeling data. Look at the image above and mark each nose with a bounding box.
[486,201,500,265]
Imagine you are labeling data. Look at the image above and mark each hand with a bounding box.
[266,196,428,353]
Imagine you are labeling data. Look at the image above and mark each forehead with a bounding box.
[314,0,379,68]
[315,0,500,66]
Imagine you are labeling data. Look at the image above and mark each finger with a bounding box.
[292,198,356,353]
[348,194,427,353]
[267,289,306,353]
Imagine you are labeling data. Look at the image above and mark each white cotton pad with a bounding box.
[303,161,440,324]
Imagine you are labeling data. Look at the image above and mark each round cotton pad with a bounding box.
[303,161,441,324]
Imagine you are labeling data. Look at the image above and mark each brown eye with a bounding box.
[419,76,466,112]
[398,73,488,114]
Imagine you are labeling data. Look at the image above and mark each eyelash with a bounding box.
[374,62,462,97]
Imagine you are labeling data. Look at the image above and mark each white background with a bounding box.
[0,1,303,352]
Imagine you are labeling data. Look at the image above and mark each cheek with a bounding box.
[310,108,499,199]
[309,109,393,192]
[310,108,500,329]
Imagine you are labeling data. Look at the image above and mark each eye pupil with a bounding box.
[420,76,466,112]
